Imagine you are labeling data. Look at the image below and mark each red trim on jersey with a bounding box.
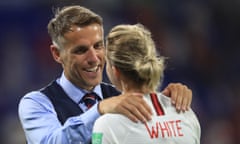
[150,93,164,116]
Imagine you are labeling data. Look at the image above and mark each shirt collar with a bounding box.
[56,72,103,104]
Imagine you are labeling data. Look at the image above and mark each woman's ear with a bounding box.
[50,44,62,64]
[112,66,121,79]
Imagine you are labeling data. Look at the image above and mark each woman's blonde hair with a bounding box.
[106,24,165,91]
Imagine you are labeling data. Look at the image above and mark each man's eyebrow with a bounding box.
[95,40,104,44]
[74,45,88,49]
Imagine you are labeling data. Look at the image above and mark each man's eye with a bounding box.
[94,42,104,49]
[75,50,85,54]
[73,46,88,54]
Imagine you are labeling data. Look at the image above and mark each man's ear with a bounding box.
[50,44,62,64]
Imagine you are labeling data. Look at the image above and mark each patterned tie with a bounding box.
[81,93,98,109]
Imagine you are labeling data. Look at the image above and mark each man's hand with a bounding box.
[98,92,152,123]
[161,83,192,111]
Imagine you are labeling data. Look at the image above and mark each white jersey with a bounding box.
[92,93,201,144]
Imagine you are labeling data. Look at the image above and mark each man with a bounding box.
[18,5,192,144]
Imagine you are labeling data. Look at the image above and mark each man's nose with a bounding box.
[87,48,99,63]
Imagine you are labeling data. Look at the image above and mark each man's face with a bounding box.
[59,23,105,90]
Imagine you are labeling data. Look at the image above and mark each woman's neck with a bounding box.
[120,80,153,94]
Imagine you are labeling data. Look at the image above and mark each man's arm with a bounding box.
[98,83,192,122]
[18,91,99,144]
[98,92,151,123]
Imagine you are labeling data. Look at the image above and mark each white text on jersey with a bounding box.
[144,119,184,139]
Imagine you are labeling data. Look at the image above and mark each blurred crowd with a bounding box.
[0,0,239,143]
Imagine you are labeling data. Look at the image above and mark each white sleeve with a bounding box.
[92,115,115,144]
[188,109,201,144]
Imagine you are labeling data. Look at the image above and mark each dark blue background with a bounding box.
[0,0,239,143]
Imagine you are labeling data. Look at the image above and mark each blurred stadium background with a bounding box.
[0,0,239,143]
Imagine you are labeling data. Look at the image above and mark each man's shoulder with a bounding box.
[19,81,54,107]
[100,82,121,97]
[20,90,50,104]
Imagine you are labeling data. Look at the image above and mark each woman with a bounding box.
[92,24,201,144]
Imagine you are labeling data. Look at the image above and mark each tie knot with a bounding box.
[81,93,98,109]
